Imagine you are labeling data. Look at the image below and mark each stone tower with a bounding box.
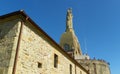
[60,8,111,74]
[60,8,82,59]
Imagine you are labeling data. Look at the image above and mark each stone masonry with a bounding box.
[0,18,21,74]
[0,11,88,74]
[15,18,87,74]
[77,59,111,74]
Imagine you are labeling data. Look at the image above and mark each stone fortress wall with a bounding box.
[77,59,111,74]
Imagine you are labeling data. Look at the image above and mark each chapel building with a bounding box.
[0,10,88,74]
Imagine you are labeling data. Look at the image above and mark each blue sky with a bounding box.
[0,0,120,74]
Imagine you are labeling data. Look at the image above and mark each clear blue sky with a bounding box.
[0,0,120,74]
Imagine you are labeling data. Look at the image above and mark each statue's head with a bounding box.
[67,8,72,14]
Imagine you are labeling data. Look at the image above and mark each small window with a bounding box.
[54,54,58,68]
[0,29,2,38]
[70,64,72,74]
[38,62,42,68]
[0,29,1,33]
[80,71,82,74]
[76,51,77,54]
[64,44,70,50]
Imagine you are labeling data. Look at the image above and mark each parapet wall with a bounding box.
[77,59,110,74]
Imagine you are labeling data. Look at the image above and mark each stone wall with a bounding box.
[77,59,110,74]
[0,19,21,74]
[15,21,87,74]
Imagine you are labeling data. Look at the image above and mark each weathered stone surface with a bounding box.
[0,11,88,74]
[15,21,87,74]
[0,19,21,74]
[77,59,111,74]
[60,9,82,59]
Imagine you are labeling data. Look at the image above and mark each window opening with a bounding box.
[54,54,58,68]
[70,64,72,74]
[0,29,2,38]
[38,62,42,68]
[64,44,70,50]
[80,71,82,74]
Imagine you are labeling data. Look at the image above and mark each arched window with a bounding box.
[64,44,70,50]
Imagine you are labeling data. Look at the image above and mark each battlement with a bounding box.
[76,58,110,74]
[77,58,110,66]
